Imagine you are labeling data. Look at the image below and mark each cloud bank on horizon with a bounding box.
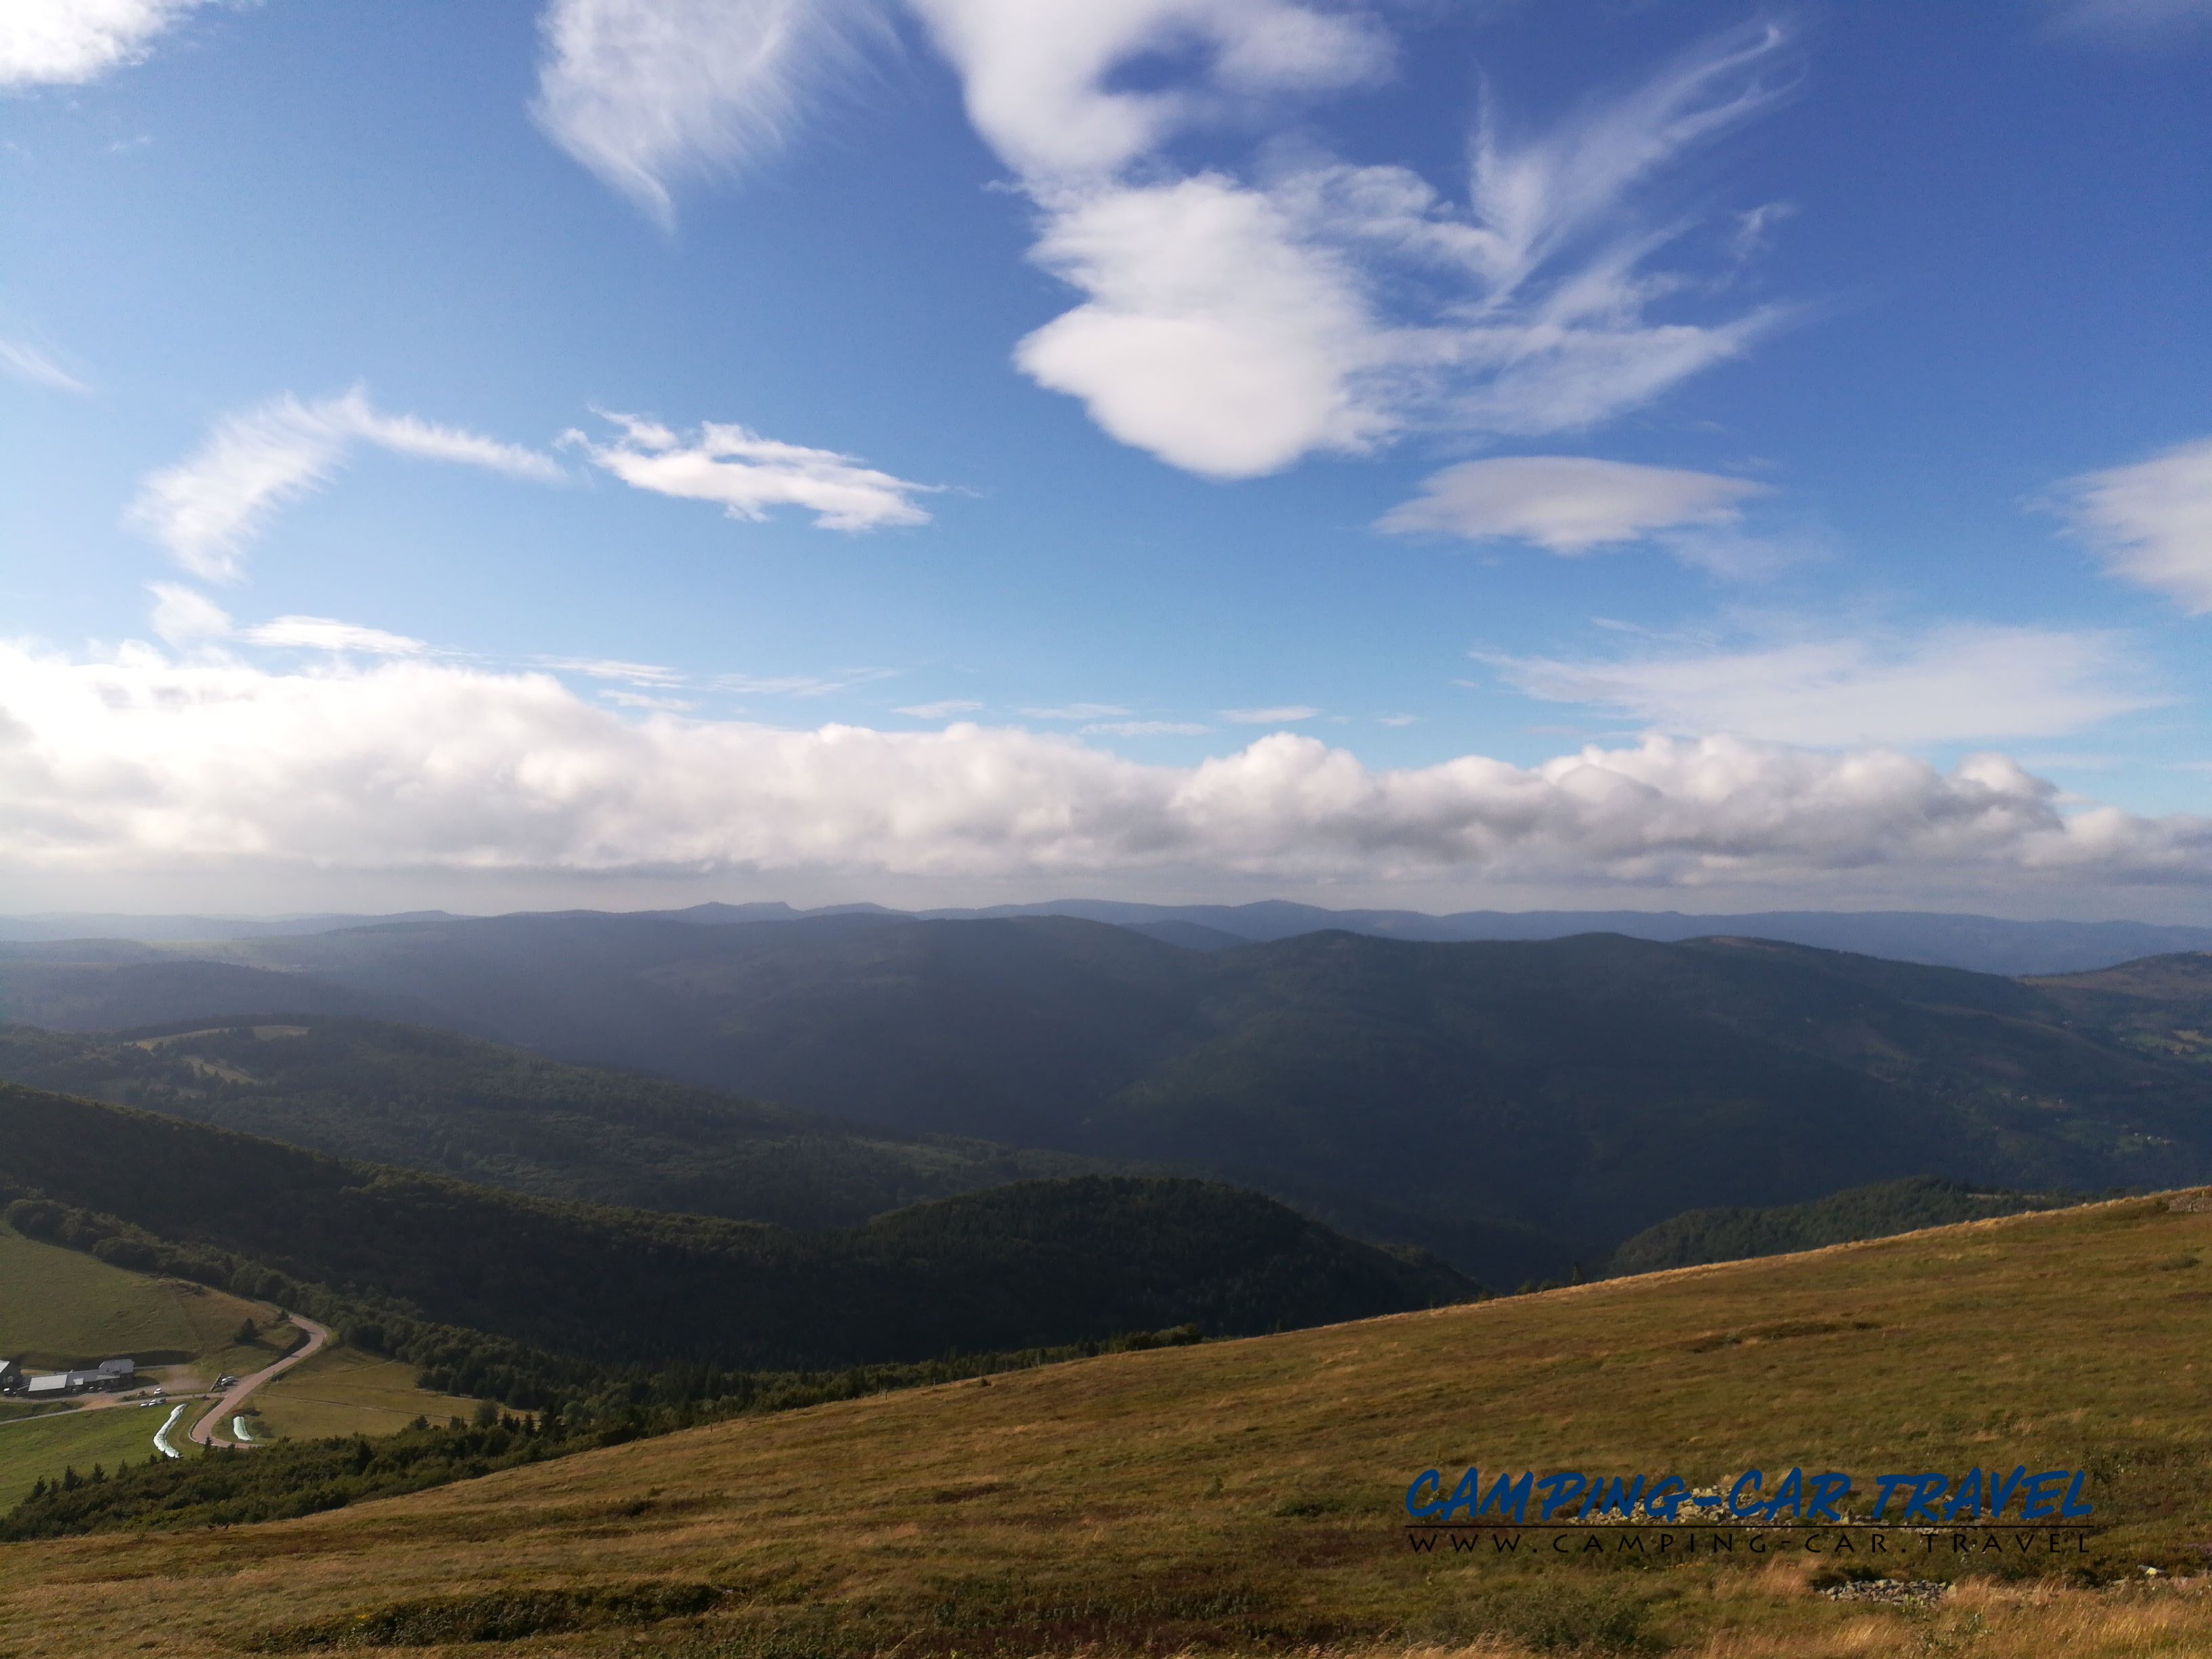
[8,644,2209,899]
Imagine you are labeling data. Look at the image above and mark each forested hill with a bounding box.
[0,1082,1474,1370]
[7,916,2212,1286]
[1605,1176,2087,1275]
[0,1017,1109,1230]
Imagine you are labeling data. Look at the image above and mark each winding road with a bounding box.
[187,1314,331,1448]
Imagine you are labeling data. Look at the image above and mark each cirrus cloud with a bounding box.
[2049,435,2212,613]
[127,390,564,583]
[3,644,2209,896]
[566,413,937,531]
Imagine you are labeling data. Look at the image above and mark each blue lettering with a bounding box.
[1536,1473,1587,1520]
[1805,1471,1851,1523]
[1943,1469,1984,1523]
[1404,1470,1444,1519]
[1582,1475,1647,1519]
[2021,1471,2070,1521]
[1871,1475,1919,1521]
[1760,1467,1803,1522]
[1987,1466,2029,1519]
[1729,1469,1765,1517]
[1645,1476,1688,1520]
[1480,1471,1534,1523]
[2061,1470,2093,1519]
[1437,1467,1483,1521]
[1900,1474,1949,1523]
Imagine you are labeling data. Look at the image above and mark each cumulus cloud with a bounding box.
[126,390,563,582]
[567,413,936,531]
[1486,625,2163,748]
[0,337,88,393]
[534,0,892,227]
[2050,436,2212,613]
[3,644,2209,893]
[1378,456,1769,553]
[0,0,211,89]
[912,7,1798,475]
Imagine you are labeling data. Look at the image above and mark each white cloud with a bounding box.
[126,390,562,582]
[537,657,687,686]
[146,583,233,646]
[1222,705,1319,724]
[1486,625,2163,748]
[600,689,699,712]
[245,617,429,657]
[1082,720,1210,737]
[1377,714,1419,728]
[1020,703,1132,720]
[0,337,88,393]
[720,668,899,697]
[533,0,889,227]
[1378,456,1769,553]
[895,699,984,718]
[4,644,2210,894]
[2050,436,2212,613]
[912,9,1798,476]
[567,413,936,531]
[0,0,211,89]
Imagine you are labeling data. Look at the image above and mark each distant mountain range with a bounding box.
[7,897,2212,975]
[7,911,2212,1285]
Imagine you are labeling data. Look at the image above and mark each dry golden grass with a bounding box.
[3,1194,2211,1658]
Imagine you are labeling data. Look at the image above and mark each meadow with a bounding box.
[1,1192,2209,1656]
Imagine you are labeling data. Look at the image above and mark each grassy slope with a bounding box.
[0,1224,199,1366]
[247,1347,483,1441]
[0,1017,1111,1231]
[5,1194,2211,1659]
[0,1408,166,1513]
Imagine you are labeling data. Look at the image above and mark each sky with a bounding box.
[3,0,2211,920]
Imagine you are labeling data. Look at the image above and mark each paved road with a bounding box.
[188,1315,331,1448]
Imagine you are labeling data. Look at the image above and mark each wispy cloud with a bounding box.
[1378,456,1769,553]
[245,617,430,656]
[127,390,562,582]
[2048,435,2212,613]
[1020,703,1132,720]
[1,0,213,88]
[533,0,891,228]
[1485,623,2165,747]
[909,7,1799,476]
[8,644,2211,895]
[0,337,88,393]
[2041,0,2212,47]
[567,413,936,531]
[720,668,899,697]
[1221,705,1319,724]
[600,688,700,712]
[146,582,233,645]
[536,656,687,686]
[895,699,984,718]
[1082,720,1210,737]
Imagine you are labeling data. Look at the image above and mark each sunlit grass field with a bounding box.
[250,1344,487,1440]
[0,1403,173,1512]
[3,1193,2211,1657]
[0,1223,200,1366]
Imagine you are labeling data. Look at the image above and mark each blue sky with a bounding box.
[4,0,2211,918]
